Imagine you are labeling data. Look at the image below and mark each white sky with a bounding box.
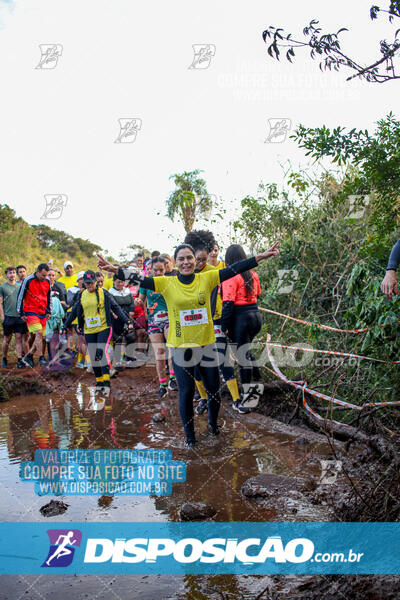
[0,0,398,257]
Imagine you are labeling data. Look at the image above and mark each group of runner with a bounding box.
[96,234,280,446]
[0,233,281,447]
[0,253,163,373]
[5,231,400,447]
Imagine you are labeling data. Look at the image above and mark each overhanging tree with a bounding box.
[263,1,400,83]
[291,112,400,249]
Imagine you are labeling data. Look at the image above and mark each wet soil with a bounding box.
[0,363,398,599]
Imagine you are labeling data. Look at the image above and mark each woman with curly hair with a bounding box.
[97,241,279,447]
[184,230,249,414]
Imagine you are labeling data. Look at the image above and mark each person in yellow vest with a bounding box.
[184,231,248,415]
[57,261,78,291]
[62,270,133,393]
[58,261,79,349]
[97,241,280,447]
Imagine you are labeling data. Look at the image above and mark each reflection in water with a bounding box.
[1,383,330,524]
[183,573,243,600]
[0,382,337,598]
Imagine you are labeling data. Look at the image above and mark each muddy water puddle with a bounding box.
[0,378,347,599]
[0,381,336,523]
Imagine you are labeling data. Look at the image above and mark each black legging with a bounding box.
[171,344,221,443]
[112,328,137,362]
[229,306,262,384]
[193,322,235,387]
[84,327,112,379]
[214,331,235,381]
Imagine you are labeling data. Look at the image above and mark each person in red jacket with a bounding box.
[221,244,264,409]
[17,263,51,368]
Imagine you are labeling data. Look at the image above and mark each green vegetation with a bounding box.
[232,114,400,431]
[0,205,104,280]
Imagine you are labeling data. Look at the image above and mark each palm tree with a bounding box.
[166,170,212,232]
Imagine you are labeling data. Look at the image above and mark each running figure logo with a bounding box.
[319,460,342,484]
[188,44,216,69]
[42,529,82,567]
[114,118,142,143]
[264,118,291,143]
[276,269,298,294]
[35,45,63,69]
[41,194,68,220]
[346,194,370,220]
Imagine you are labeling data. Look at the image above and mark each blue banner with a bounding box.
[0,522,398,574]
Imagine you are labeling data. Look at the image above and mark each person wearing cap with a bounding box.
[62,270,134,393]
[57,261,78,291]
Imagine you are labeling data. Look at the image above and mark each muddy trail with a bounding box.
[0,363,398,599]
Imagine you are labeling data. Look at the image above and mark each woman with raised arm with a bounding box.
[97,241,279,448]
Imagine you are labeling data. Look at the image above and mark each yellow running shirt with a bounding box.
[58,274,78,290]
[197,263,222,321]
[213,261,225,320]
[58,274,79,318]
[200,264,215,273]
[103,277,114,290]
[154,270,220,348]
[80,288,108,334]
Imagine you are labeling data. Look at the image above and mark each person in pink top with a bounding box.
[221,244,264,408]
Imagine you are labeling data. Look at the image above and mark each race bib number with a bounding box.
[213,324,224,337]
[85,316,101,328]
[180,308,208,327]
[154,311,168,323]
